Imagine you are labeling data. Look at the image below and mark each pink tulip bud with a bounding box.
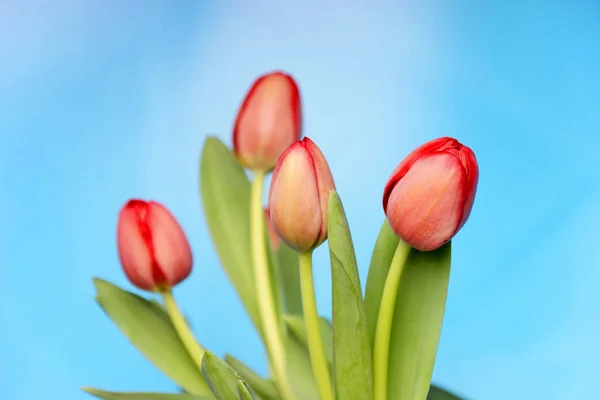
[233,71,302,171]
[117,199,193,291]
[383,137,479,251]
[265,208,280,251]
[268,137,336,252]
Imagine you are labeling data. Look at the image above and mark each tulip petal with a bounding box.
[385,153,465,251]
[269,144,322,252]
[303,137,336,244]
[457,145,479,230]
[117,204,155,291]
[147,202,193,287]
[383,137,456,211]
[234,72,302,170]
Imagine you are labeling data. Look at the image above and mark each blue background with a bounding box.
[1,1,599,399]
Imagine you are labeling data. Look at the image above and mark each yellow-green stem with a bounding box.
[161,289,205,370]
[299,250,334,400]
[373,242,411,400]
[250,170,295,400]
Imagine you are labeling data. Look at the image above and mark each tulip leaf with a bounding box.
[82,387,210,400]
[200,137,261,333]
[364,219,402,348]
[387,243,452,400]
[286,335,320,399]
[224,355,279,400]
[277,243,302,314]
[200,137,284,338]
[265,224,284,321]
[92,279,211,396]
[238,380,258,400]
[327,191,373,400]
[283,314,332,367]
[427,385,465,400]
[202,351,242,400]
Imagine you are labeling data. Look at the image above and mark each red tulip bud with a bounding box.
[117,199,193,291]
[383,137,479,251]
[265,208,280,251]
[233,71,302,171]
[268,137,336,252]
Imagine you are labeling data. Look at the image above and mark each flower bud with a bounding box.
[268,137,336,252]
[265,208,280,251]
[383,137,479,251]
[117,199,193,291]
[233,71,302,171]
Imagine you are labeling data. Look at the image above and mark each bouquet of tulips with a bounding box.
[83,71,478,400]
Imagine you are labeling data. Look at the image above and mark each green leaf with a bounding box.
[364,219,401,348]
[224,346,318,400]
[277,243,302,314]
[200,137,285,338]
[224,355,279,400]
[283,314,332,367]
[286,335,320,399]
[265,223,284,323]
[200,137,260,333]
[201,351,240,400]
[327,191,373,400]
[387,243,452,400]
[93,279,210,395]
[82,387,210,400]
[427,385,465,400]
[238,380,258,400]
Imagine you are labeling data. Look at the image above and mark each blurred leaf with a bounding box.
[93,279,210,395]
[427,385,465,400]
[286,335,319,399]
[224,355,279,400]
[327,192,373,400]
[202,351,240,400]
[200,137,260,333]
[387,243,452,400]
[265,222,284,323]
[283,314,332,367]
[364,219,401,348]
[225,337,319,399]
[277,243,302,314]
[238,380,258,400]
[200,137,284,338]
[82,387,210,400]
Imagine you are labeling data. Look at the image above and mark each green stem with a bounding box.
[161,289,205,370]
[373,242,411,400]
[299,250,334,400]
[250,170,296,400]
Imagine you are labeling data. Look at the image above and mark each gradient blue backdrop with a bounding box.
[1,1,599,399]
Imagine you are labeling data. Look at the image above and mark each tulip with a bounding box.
[268,137,336,252]
[264,208,280,251]
[383,137,479,251]
[117,199,193,291]
[233,71,302,171]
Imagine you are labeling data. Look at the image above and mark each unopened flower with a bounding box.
[383,137,479,251]
[268,138,336,252]
[117,199,192,291]
[233,71,302,171]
